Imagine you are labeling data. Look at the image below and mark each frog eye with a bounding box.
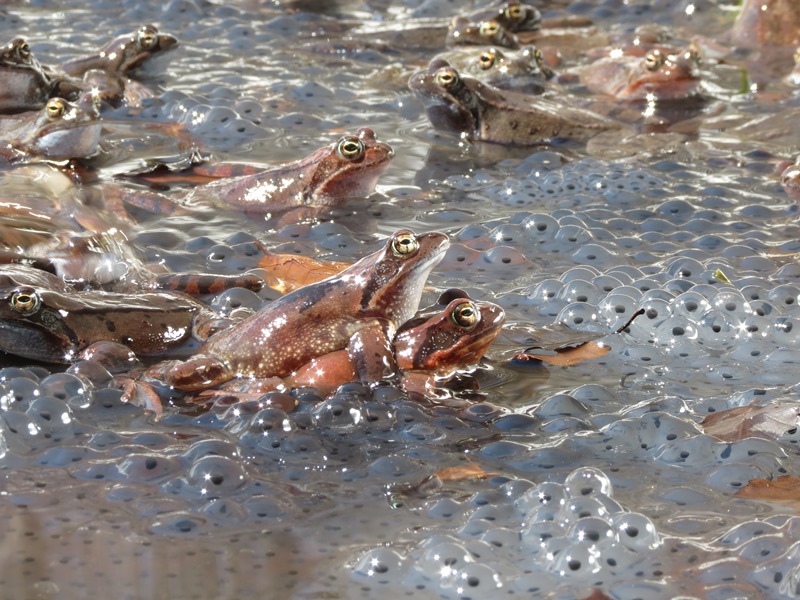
[137,27,158,50]
[45,98,66,119]
[478,51,496,70]
[10,288,40,315]
[15,41,30,60]
[534,48,544,65]
[336,136,365,161]
[391,232,419,257]
[434,67,459,89]
[795,47,800,65]
[643,51,664,71]
[479,20,501,38]
[451,301,479,329]
[504,4,524,22]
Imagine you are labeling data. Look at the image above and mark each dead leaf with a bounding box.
[735,476,800,512]
[701,401,800,442]
[256,248,349,293]
[435,462,494,482]
[513,340,610,366]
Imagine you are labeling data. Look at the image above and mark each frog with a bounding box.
[139,230,450,392]
[577,45,702,101]
[433,45,553,93]
[731,0,800,48]
[0,264,222,365]
[59,24,178,80]
[445,17,520,49]
[0,95,101,162]
[408,59,617,145]
[288,291,506,396]
[465,0,542,34]
[125,127,394,214]
[0,38,81,114]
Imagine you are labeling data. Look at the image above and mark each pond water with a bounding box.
[1,0,800,598]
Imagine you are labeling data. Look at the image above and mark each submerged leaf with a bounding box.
[513,340,610,366]
[735,475,800,512]
[701,401,800,442]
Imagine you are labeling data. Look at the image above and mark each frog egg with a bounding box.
[556,302,602,330]
[515,481,567,516]
[351,547,407,586]
[751,540,800,596]
[528,278,564,304]
[611,512,660,551]
[770,316,800,344]
[563,467,613,498]
[592,274,624,294]
[768,284,800,309]
[0,376,41,410]
[694,309,739,351]
[597,291,640,328]
[183,454,249,497]
[117,453,182,483]
[551,541,603,578]
[66,361,113,388]
[666,257,705,279]
[553,223,594,247]
[38,372,89,402]
[738,534,790,563]
[534,393,590,422]
[557,278,603,305]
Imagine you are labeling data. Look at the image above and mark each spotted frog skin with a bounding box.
[578,46,701,101]
[143,230,450,391]
[0,38,80,114]
[409,59,617,145]
[289,291,505,395]
[188,128,394,212]
[0,265,219,364]
[0,95,101,162]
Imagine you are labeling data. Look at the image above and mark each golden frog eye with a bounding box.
[534,48,544,65]
[478,50,496,70]
[479,20,501,37]
[391,232,419,257]
[504,4,524,22]
[336,136,365,161]
[16,41,30,60]
[434,67,459,89]
[451,301,479,329]
[45,98,66,119]
[10,288,40,315]
[137,28,158,50]
[643,51,664,71]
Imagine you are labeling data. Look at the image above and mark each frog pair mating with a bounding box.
[122,230,504,410]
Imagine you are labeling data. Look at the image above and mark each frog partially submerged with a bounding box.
[578,46,702,101]
[117,128,394,215]
[60,24,178,80]
[434,45,553,93]
[0,38,80,114]
[0,95,101,162]
[289,291,506,397]
[445,17,520,49]
[139,230,449,393]
[0,264,222,365]
[409,59,617,145]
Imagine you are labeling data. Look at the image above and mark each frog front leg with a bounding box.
[347,321,398,386]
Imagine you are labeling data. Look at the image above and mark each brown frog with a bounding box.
[445,17,520,49]
[132,127,394,214]
[60,24,178,80]
[289,291,506,396]
[465,0,542,34]
[578,46,702,101]
[434,45,553,93]
[731,0,800,48]
[0,38,80,114]
[0,264,221,365]
[0,95,101,162]
[409,59,617,145]
[140,230,449,392]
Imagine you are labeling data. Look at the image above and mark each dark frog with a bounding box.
[0,38,80,114]
[409,59,617,145]
[0,265,219,364]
